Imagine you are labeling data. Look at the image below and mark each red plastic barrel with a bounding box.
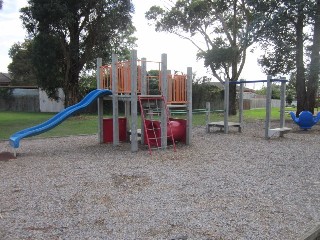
[144,119,186,146]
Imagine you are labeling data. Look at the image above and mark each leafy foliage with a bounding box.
[0,88,13,99]
[146,0,270,115]
[255,84,281,99]
[254,0,320,114]
[192,76,223,109]
[147,70,161,95]
[19,0,136,106]
[78,73,97,98]
[8,40,37,86]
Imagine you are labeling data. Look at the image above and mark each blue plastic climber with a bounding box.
[290,111,320,130]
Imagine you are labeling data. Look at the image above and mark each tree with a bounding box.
[8,40,37,86]
[286,73,297,104]
[20,0,136,106]
[255,84,281,99]
[146,0,269,115]
[0,0,3,9]
[307,0,320,114]
[254,0,319,115]
[147,70,161,95]
[192,76,223,110]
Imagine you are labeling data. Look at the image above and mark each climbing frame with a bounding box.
[138,95,176,155]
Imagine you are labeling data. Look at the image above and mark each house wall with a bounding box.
[39,88,65,112]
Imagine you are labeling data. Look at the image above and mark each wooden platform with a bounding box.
[268,127,292,137]
[206,121,241,133]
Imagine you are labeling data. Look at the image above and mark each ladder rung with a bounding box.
[138,95,176,154]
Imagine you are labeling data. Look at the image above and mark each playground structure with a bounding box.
[206,76,292,138]
[8,50,192,155]
[290,111,320,130]
[96,50,192,154]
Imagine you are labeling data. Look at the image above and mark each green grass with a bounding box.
[0,107,296,140]
[230,107,296,122]
[0,112,101,140]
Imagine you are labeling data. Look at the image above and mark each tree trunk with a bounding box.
[65,21,81,107]
[66,68,80,106]
[307,0,320,114]
[229,83,237,115]
[229,0,238,116]
[295,3,307,116]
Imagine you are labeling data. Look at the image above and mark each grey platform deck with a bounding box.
[206,121,241,133]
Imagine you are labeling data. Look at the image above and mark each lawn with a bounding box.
[0,107,296,140]
[0,112,100,140]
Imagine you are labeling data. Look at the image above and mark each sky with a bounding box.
[0,0,267,89]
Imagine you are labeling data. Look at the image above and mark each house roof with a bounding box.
[0,72,12,85]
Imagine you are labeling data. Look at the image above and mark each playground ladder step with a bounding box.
[138,95,176,155]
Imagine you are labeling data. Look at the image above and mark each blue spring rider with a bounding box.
[290,111,320,130]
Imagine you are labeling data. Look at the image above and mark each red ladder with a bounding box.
[138,95,176,155]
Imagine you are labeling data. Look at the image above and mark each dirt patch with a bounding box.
[0,151,16,161]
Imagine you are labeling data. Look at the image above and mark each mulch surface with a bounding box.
[0,151,16,161]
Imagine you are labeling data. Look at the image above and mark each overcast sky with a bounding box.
[0,0,267,88]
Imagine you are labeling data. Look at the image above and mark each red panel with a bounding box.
[103,117,127,143]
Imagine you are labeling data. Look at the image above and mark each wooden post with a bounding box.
[141,58,147,145]
[131,50,138,152]
[265,75,272,139]
[161,53,168,149]
[206,102,210,133]
[125,101,130,142]
[239,80,244,132]
[186,67,192,145]
[224,77,229,133]
[112,54,119,146]
[96,58,103,143]
[279,77,286,136]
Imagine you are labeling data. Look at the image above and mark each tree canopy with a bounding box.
[8,40,37,86]
[19,0,136,106]
[254,0,320,115]
[146,0,269,115]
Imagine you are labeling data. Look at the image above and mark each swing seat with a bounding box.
[290,111,320,130]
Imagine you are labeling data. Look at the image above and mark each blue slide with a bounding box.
[9,89,112,148]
